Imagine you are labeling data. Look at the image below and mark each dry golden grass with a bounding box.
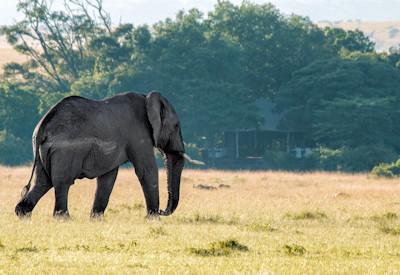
[1,166,400,274]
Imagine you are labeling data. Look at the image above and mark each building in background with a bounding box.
[205,99,313,168]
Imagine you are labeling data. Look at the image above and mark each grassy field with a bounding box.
[1,167,400,274]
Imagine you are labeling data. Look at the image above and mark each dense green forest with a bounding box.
[0,0,400,170]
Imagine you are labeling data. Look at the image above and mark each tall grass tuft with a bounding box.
[380,225,400,235]
[189,239,249,256]
[282,244,306,256]
[285,211,328,220]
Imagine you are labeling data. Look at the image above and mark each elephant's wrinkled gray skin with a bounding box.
[15,91,191,219]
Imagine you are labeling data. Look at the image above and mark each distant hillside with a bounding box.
[318,20,400,52]
[0,36,28,70]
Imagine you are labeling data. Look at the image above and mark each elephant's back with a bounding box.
[37,96,99,140]
[35,92,146,151]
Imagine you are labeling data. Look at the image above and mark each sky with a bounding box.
[0,0,399,26]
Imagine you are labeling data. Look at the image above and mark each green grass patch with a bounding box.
[282,244,306,256]
[285,211,328,220]
[189,239,249,257]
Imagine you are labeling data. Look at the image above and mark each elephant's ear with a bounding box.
[146,91,163,147]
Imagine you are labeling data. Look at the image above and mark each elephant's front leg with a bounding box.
[91,167,119,218]
[133,156,160,218]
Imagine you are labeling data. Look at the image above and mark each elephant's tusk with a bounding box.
[182,153,205,165]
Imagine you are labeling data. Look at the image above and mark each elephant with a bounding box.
[15,91,203,218]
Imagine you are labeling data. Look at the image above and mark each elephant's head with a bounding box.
[146,91,203,216]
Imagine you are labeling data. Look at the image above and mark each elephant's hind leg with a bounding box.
[51,151,83,218]
[52,166,74,218]
[91,167,119,218]
[15,161,52,217]
[52,182,72,218]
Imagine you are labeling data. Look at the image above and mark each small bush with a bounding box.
[283,244,306,256]
[312,147,343,171]
[189,239,248,256]
[285,211,327,220]
[371,160,400,178]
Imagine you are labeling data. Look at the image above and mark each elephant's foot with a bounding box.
[158,209,172,216]
[15,198,34,218]
[90,211,104,220]
[53,210,70,219]
[146,210,160,220]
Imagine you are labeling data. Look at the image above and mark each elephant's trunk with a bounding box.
[159,153,184,216]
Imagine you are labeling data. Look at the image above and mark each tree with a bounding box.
[0,0,113,99]
[323,27,375,54]
[208,2,332,98]
[0,82,39,164]
[276,55,400,151]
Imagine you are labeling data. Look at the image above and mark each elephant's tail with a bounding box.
[20,141,39,198]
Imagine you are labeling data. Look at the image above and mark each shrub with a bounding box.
[341,145,398,172]
[312,147,343,171]
[371,160,400,178]
[312,145,398,172]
